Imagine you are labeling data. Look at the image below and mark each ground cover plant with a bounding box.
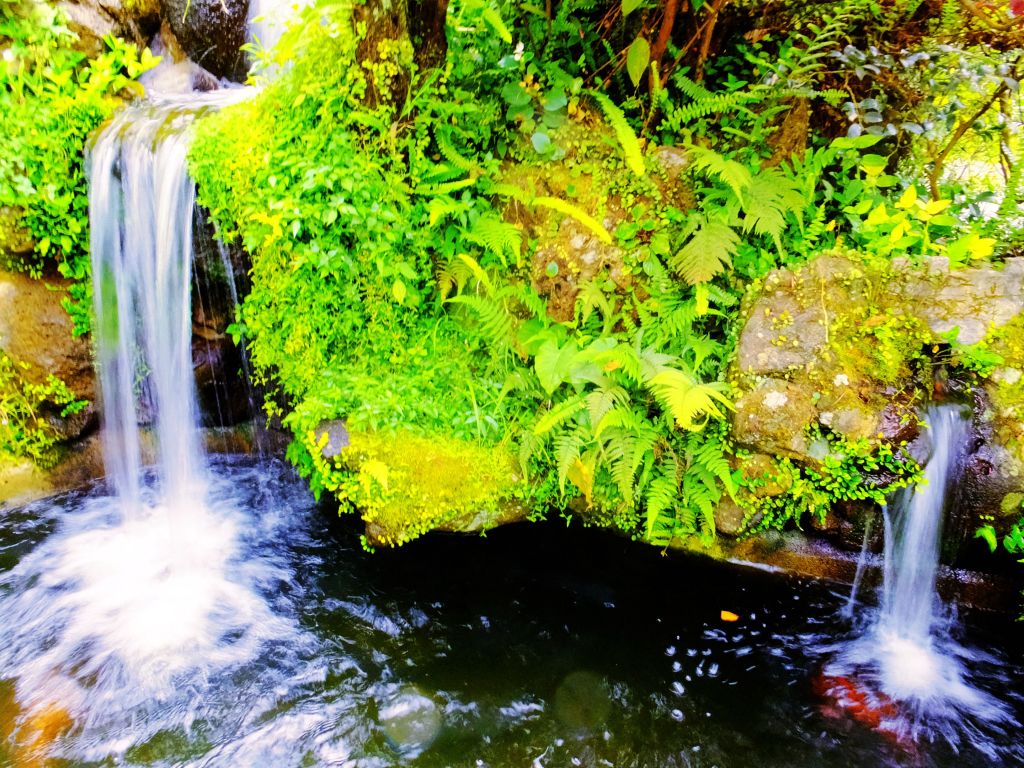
[189,0,1024,547]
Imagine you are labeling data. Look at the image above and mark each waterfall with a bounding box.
[824,404,1010,743]
[0,89,291,740]
[90,99,207,506]
[875,406,969,679]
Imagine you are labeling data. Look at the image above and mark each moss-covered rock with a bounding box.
[731,252,1024,544]
[308,425,528,547]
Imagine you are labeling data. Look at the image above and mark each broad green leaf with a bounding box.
[535,339,579,395]
[626,37,650,87]
[622,0,644,16]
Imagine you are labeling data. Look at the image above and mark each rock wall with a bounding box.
[729,253,1024,556]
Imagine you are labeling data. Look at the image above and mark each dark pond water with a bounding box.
[1,457,1022,767]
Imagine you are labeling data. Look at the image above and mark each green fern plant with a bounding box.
[589,90,646,178]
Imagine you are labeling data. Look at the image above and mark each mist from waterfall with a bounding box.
[824,404,1014,748]
[0,90,308,760]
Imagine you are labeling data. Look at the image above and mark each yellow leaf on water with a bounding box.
[720,610,739,622]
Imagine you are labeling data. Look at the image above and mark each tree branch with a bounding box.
[928,55,1022,198]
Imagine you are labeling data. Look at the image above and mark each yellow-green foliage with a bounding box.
[303,428,522,548]
[0,0,157,332]
[831,306,930,386]
[0,351,87,468]
[737,434,920,533]
[959,314,1024,458]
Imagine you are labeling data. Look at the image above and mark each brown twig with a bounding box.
[928,55,1022,198]
[694,0,727,82]
[649,0,681,71]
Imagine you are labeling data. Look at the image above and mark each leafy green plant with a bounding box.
[739,432,921,533]
[0,352,87,467]
[0,0,157,332]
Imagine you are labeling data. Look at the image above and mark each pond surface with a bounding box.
[1,457,1022,767]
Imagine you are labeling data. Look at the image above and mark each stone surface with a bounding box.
[732,255,1024,465]
[532,214,629,323]
[894,257,1024,345]
[713,498,748,537]
[732,378,818,460]
[314,419,350,458]
[0,270,97,442]
[735,452,792,497]
[160,0,250,81]
[730,253,1024,563]
[58,0,161,54]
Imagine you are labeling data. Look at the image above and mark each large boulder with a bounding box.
[58,0,161,54]
[0,270,96,441]
[160,0,250,81]
[731,253,1024,547]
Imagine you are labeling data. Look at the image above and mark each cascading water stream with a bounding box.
[90,100,207,507]
[0,86,310,761]
[823,404,1012,746]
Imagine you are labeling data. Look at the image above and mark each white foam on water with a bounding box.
[0,88,304,762]
[826,404,1016,746]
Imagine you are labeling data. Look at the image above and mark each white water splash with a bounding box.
[826,405,1014,745]
[0,90,300,761]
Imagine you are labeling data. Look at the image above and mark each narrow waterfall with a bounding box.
[875,406,969,682]
[0,90,300,759]
[824,404,1010,743]
[90,99,208,507]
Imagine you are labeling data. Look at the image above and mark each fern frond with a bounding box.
[646,367,732,430]
[426,196,467,227]
[589,91,646,177]
[418,163,470,186]
[674,74,715,103]
[576,278,617,332]
[435,254,475,299]
[555,429,585,493]
[446,293,513,355]
[533,393,587,436]
[687,145,753,201]
[670,215,740,285]
[741,167,805,249]
[691,433,735,497]
[415,177,477,196]
[644,463,681,542]
[466,212,522,267]
[435,127,479,172]
[585,385,630,431]
[533,196,613,244]
[518,429,542,477]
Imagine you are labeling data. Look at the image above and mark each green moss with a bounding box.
[305,429,523,548]
[961,313,1024,460]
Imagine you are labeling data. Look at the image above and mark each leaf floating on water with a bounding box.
[720,610,739,622]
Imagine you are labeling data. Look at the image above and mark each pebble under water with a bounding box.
[1,456,1022,768]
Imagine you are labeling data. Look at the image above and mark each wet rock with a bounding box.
[895,256,1024,345]
[160,0,250,81]
[314,420,350,458]
[732,378,818,460]
[879,403,920,444]
[731,254,1024,467]
[58,0,161,54]
[714,498,749,537]
[0,270,96,440]
[736,452,792,497]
